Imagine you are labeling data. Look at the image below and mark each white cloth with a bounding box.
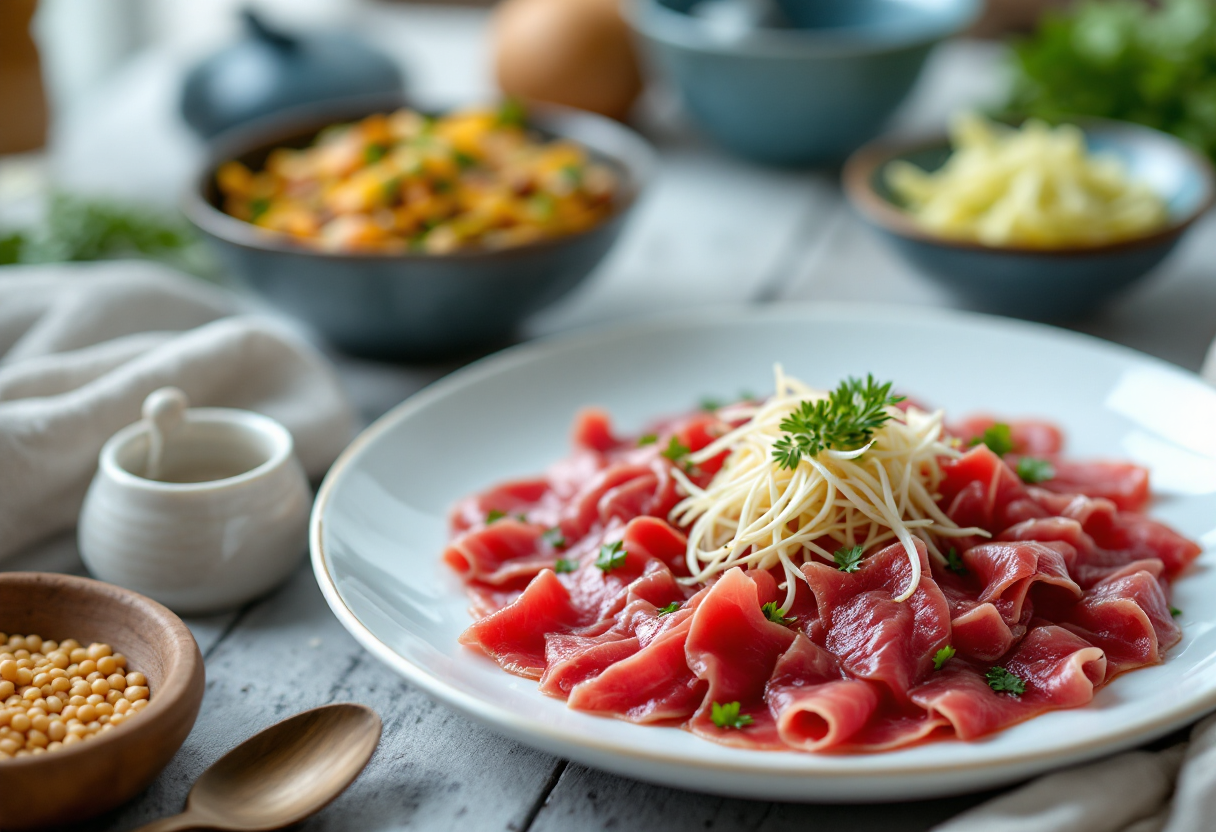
[0,260,356,561]
[932,716,1216,832]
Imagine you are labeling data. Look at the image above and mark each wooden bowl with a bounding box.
[0,572,205,830]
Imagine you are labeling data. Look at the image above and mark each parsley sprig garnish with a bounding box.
[834,545,864,573]
[972,423,1014,456]
[596,541,627,572]
[1016,457,1056,484]
[657,601,681,616]
[771,376,904,470]
[661,436,691,463]
[761,602,796,626]
[944,547,967,575]
[553,558,577,574]
[933,645,956,670]
[986,667,1026,695]
[710,701,753,730]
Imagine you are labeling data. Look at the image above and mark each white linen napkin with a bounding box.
[0,260,356,562]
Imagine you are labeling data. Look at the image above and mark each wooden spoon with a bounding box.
[132,703,381,832]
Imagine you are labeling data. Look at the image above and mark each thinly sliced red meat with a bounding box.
[458,570,582,679]
[766,635,882,751]
[1034,459,1150,513]
[685,568,797,749]
[1063,570,1181,679]
[443,519,550,585]
[801,539,950,700]
[573,407,619,453]
[962,541,1081,625]
[952,416,1064,456]
[450,478,554,532]
[940,446,1039,532]
[912,625,1106,740]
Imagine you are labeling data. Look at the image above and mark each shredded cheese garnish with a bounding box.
[670,366,988,606]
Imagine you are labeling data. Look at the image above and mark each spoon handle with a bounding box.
[129,812,202,832]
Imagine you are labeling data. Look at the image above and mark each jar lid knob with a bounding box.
[142,387,190,480]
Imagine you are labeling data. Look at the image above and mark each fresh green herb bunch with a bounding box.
[0,193,211,275]
[772,376,904,470]
[1007,0,1216,162]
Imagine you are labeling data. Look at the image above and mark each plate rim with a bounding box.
[311,301,1216,784]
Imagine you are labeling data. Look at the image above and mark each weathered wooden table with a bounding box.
[9,4,1216,829]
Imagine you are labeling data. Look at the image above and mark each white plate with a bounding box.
[311,304,1216,802]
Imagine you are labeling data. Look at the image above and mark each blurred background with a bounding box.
[2,0,1214,386]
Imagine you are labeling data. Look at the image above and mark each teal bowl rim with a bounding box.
[181,95,656,263]
[842,117,1216,257]
[627,0,983,58]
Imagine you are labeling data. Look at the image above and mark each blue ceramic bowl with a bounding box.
[183,96,654,360]
[628,0,980,165]
[843,119,1216,321]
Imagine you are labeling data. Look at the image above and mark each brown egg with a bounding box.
[493,0,644,121]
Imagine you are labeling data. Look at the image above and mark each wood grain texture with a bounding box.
[0,572,205,831]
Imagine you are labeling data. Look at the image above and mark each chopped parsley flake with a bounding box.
[710,701,753,730]
[486,509,506,523]
[657,601,681,616]
[1016,457,1056,484]
[637,434,658,446]
[700,397,723,412]
[834,545,864,573]
[596,541,627,572]
[553,558,577,574]
[973,423,1014,456]
[661,436,692,464]
[1171,606,1183,617]
[542,527,567,549]
[761,602,796,626]
[986,666,1026,695]
[771,376,904,470]
[933,645,956,670]
[945,547,967,575]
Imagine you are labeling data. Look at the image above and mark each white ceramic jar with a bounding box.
[79,389,311,614]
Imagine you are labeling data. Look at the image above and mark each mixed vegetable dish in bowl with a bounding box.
[185,95,654,359]
[843,114,1214,320]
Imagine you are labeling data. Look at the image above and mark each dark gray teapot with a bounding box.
[181,9,405,138]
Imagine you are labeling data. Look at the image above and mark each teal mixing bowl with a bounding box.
[628,0,981,165]
[843,118,1216,320]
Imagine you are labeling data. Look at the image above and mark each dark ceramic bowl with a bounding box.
[183,96,655,360]
[628,0,980,165]
[843,119,1216,320]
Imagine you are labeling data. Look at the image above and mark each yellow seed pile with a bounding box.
[0,633,150,760]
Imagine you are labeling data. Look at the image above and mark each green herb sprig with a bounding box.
[834,546,864,573]
[710,701,753,730]
[771,376,904,470]
[972,423,1014,456]
[554,558,577,574]
[933,645,956,670]
[1016,457,1056,484]
[657,602,681,616]
[761,602,796,627]
[944,547,967,575]
[596,541,627,572]
[986,667,1026,695]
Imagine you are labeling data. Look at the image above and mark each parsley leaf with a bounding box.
[553,558,577,574]
[833,545,864,573]
[933,645,956,670]
[945,547,968,575]
[542,527,567,549]
[710,701,753,730]
[486,509,506,523]
[761,602,796,626]
[657,601,681,616]
[974,423,1014,456]
[1016,457,1056,484]
[1171,606,1183,617]
[771,376,904,470]
[637,434,658,446]
[986,666,1026,695]
[661,436,692,464]
[596,541,627,572]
